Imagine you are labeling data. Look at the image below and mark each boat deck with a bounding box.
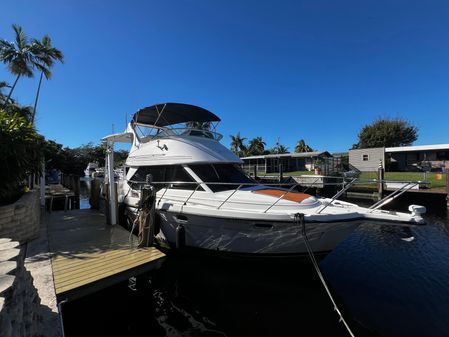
[45,209,165,301]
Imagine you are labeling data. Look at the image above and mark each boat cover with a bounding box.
[132,103,221,127]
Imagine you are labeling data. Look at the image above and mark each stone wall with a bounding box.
[0,191,40,244]
[0,238,47,337]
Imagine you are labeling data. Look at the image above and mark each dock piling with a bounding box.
[106,144,117,225]
[378,160,384,200]
[138,174,156,247]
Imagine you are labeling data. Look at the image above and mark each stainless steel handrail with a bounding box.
[217,184,243,209]
[316,178,357,214]
[157,185,170,205]
[126,177,428,213]
[368,182,420,212]
[263,184,299,213]
[183,184,201,205]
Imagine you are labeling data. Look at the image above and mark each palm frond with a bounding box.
[12,24,28,50]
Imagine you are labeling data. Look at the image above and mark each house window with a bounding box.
[436,151,449,160]
[362,154,369,161]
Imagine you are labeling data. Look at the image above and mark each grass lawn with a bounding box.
[255,170,447,189]
[357,171,446,189]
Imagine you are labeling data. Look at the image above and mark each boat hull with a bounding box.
[155,211,360,255]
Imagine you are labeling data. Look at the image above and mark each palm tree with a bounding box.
[248,137,266,156]
[268,144,289,154]
[29,35,64,123]
[277,144,289,154]
[0,25,35,105]
[3,102,33,121]
[0,81,10,104]
[229,132,247,157]
[294,139,313,153]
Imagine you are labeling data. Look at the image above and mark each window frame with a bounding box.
[129,165,202,191]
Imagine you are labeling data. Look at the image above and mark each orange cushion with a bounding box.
[254,189,312,203]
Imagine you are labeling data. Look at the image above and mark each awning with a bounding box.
[102,132,133,143]
[132,103,221,127]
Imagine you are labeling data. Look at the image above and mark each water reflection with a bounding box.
[79,177,92,209]
[63,255,366,337]
[66,183,449,337]
[322,212,449,337]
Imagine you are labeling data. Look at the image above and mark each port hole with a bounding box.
[254,223,273,229]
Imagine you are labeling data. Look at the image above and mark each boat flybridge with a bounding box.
[103,103,426,258]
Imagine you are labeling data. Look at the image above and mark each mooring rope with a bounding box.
[129,192,152,247]
[295,213,355,337]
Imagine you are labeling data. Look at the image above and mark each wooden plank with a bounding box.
[45,209,165,301]
[53,251,164,282]
[53,247,158,264]
[55,259,165,301]
[53,248,163,273]
[54,251,150,271]
[52,248,153,269]
[54,252,164,295]
[55,257,163,294]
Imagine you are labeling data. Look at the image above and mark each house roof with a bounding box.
[386,143,449,153]
[241,151,331,160]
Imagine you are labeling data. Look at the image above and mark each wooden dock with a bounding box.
[45,209,165,301]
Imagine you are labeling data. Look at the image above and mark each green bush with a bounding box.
[0,109,43,204]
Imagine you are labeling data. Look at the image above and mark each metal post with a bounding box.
[40,160,45,207]
[378,160,384,200]
[446,170,449,195]
[279,163,283,182]
[253,165,257,179]
[106,143,117,225]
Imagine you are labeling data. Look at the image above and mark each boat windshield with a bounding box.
[129,165,201,191]
[189,163,257,192]
[133,124,223,142]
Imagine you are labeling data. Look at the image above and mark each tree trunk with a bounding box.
[4,74,20,106]
[31,71,44,125]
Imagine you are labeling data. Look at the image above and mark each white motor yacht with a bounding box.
[103,103,426,258]
[84,162,99,177]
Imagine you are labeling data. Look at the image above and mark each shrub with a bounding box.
[0,109,43,204]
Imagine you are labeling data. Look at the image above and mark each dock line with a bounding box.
[295,213,355,337]
[57,298,68,337]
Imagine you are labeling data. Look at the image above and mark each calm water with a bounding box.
[65,181,449,337]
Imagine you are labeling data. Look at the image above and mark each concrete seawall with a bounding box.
[0,190,61,337]
[0,237,60,337]
[0,191,40,244]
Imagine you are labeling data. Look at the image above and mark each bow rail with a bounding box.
[126,176,429,213]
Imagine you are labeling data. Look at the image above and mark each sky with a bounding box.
[1,0,449,153]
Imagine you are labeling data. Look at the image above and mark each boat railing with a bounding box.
[316,178,358,214]
[128,176,429,213]
[134,125,223,142]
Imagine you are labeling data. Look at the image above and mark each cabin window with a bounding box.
[362,154,369,161]
[189,163,256,192]
[436,151,449,160]
[130,165,201,191]
[185,129,214,139]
